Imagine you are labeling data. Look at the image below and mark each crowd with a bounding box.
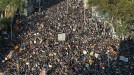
[1,0,134,75]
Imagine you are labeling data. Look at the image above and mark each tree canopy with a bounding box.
[88,0,134,36]
[0,0,24,11]
[88,0,134,23]
[0,0,24,31]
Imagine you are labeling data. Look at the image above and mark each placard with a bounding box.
[58,33,65,41]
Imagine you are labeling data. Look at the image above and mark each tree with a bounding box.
[0,0,24,10]
[88,0,134,23]
[88,0,134,36]
[0,0,24,18]
[0,0,24,31]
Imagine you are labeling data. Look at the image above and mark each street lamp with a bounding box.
[39,0,41,12]
[106,50,110,75]
[67,0,69,14]
[10,19,13,41]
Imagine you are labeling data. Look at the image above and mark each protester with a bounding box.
[1,0,133,75]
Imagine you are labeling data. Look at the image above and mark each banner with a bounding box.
[119,56,128,62]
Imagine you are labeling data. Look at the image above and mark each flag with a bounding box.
[16,64,20,71]
[39,69,47,75]
[89,44,96,49]
[7,50,14,59]
[19,48,22,53]
[89,59,93,65]
[23,58,27,62]
[30,44,33,49]
[49,53,53,57]
[109,46,118,56]
[14,45,19,50]
[0,72,5,75]
[94,53,99,58]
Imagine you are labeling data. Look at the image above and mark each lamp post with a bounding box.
[17,56,20,75]
[67,0,69,14]
[39,0,41,12]
[83,0,85,25]
[106,50,110,75]
[11,19,13,41]
[84,8,86,25]
[42,0,44,10]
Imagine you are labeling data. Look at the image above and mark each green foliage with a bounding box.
[88,0,134,23]
[0,0,10,11]
[0,0,24,30]
[88,0,134,36]
[0,0,24,12]
[88,0,100,6]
